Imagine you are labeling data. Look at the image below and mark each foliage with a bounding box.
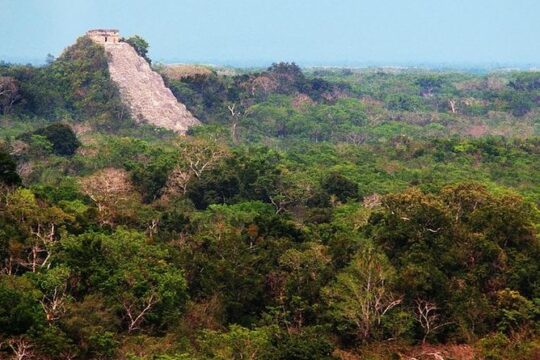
[0,150,21,185]
[323,245,401,340]
[0,76,21,114]
[0,37,128,129]
[0,53,539,358]
[123,35,151,64]
[19,123,81,156]
[58,229,189,332]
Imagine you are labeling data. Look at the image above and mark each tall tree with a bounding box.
[323,246,402,340]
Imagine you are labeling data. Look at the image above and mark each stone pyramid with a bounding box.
[89,30,200,133]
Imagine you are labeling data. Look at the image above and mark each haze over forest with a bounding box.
[2,0,540,68]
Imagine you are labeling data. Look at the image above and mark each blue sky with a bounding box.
[1,0,539,67]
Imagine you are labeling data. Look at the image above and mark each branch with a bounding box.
[123,293,158,332]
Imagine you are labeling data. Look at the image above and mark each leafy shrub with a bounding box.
[122,35,151,64]
[322,172,359,202]
[32,123,81,155]
[0,150,21,185]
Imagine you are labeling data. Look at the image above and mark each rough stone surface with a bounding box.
[103,41,199,133]
[86,29,120,44]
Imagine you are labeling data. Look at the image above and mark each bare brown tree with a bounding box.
[164,139,228,198]
[179,140,227,179]
[123,293,158,333]
[0,76,20,114]
[344,132,367,145]
[164,167,191,195]
[448,99,457,114]
[227,102,241,143]
[250,75,278,97]
[39,269,70,322]
[40,286,68,322]
[5,337,34,360]
[414,299,452,344]
[79,168,137,225]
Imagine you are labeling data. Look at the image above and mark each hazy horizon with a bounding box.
[1,0,540,69]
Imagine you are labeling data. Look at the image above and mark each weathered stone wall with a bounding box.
[89,35,199,133]
[86,29,120,45]
[85,29,199,133]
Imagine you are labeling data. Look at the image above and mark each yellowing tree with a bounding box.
[323,246,402,340]
[79,168,140,226]
[3,188,73,273]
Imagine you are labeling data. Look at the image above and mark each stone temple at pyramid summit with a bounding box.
[86,29,200,133]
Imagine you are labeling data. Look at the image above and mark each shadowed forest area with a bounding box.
[0,37,539,359]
